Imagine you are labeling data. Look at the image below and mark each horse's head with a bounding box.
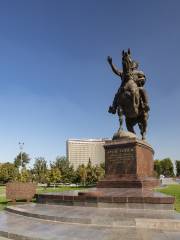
[122,48,133,74]
[131,61,139,70]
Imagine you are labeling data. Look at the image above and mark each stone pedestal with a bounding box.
[36,132,174,209]
[97,136,159,188]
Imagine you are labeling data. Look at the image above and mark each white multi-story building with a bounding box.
[66,139,106,169]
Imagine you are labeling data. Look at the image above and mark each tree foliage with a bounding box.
[94,164,105,181]
[14,152,31,168]
[154,158,174,177]
[48,167,61,184]
[76,160,105,186]
[176,160,180,177]
[154,160,162,177]
[76,164,87,186]
[51,156,76,183]
[160,158,174,177]
[33,157,48,183]
[0,154,106,185]
[20,168,32,182]
[0,163,19,183]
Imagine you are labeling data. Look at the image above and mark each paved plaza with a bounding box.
[0,203,180,240]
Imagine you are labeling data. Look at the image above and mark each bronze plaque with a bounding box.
[106,146,136,175]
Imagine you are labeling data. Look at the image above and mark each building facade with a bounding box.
[66,139,106,169]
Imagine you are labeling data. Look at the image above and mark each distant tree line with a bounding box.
[154,158,180,177]
[0,152,105,186]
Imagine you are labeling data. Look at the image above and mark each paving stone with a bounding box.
[0,212,139,240]
[5,203,180,223]
[0,203,180,240]
[164,231,180,240]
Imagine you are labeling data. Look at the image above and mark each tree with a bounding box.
[14,152,31,168]
[51,156,75,183]
[20,168,32,182]
[160,158,174,177]
[76,164,87,186]
[154,160,162,177]
[0,163,19,183]
[94,164,105,181]
[49,167,61,187]
[175,160,180,177]
[33,157,48,183]
[86,159,97,185]
[75,160,105,186]
[85,160,105,185]
[100,162,105,170]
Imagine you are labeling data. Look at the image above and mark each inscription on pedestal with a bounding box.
[97,139,158,188]
[106,147,136,175]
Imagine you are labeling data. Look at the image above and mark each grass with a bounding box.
[0,186,5,194]
[0,186,7,210]
[156,184,180,212]
[0,195,7,211]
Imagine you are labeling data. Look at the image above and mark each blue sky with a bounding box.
[0,0,180,165]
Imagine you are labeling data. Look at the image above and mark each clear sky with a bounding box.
[0,0,180,166]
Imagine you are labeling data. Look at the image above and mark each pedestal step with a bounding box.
[4,204,180,228]
[0,204,179,240]
[36,188,175,209]
[97,178,160,188]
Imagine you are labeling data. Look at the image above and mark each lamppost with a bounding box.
[18,142,24,172]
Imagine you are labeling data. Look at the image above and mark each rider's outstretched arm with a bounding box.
[110,63,122,77]
[107,56,122,78]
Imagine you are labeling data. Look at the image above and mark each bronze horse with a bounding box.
[107,49,149,140]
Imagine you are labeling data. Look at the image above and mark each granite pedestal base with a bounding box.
[36,188,175,210]
[75,137,171,206]
[97,138,160,188]
[97,176,159,188]
[35,135,174,209]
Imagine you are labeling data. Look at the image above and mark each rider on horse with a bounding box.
[107,50,150,115]
[107,49,150,139]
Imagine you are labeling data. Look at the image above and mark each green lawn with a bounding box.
[0,195,7,211]
[156,184,180,212]
[0,186,5,194]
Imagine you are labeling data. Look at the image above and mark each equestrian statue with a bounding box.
[107,49,150,140]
